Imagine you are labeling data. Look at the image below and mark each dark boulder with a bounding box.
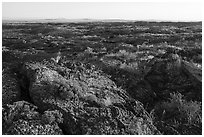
[145,53,202,101]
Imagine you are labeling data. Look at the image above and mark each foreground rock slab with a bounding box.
[21,61,160,135]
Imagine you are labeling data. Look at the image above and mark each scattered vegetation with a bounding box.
[2,21,202,135]
[154,93,202,134]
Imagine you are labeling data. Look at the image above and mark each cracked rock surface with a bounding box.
[19,61,160,135]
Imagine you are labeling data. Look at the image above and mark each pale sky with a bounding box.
[2,2,202,21]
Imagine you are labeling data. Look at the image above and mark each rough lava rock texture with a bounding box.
[2,64,21,105]
[2,21,202,135]
[20,60,161,135]
[2,101,63,135]
[145,53,202,102]
[94,49,202,106]
[95,51,155,105]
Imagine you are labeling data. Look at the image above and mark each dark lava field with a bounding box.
[2,21,202,135]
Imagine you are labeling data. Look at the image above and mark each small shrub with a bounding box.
[154,92,202,134]
[181,101,202,125]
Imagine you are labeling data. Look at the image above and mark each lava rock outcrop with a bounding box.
[20,61,160,135]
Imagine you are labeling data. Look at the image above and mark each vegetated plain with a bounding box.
[2,21,202,135]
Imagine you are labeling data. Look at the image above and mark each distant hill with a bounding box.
[2,18,134,23]
[2,18,201,23]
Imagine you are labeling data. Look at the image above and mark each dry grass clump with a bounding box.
[154,92,202,134]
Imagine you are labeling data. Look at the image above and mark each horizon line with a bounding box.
[2,17,202,22]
